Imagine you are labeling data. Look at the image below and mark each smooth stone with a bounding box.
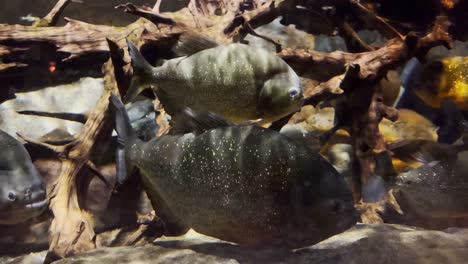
[54,224,468,264]
[0,77,103,140]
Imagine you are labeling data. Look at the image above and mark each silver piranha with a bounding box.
[124,39,304,124]
[111,94,356,248]
[0,130,48,225]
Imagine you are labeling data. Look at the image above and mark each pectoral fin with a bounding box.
[109,93,139,185]
[172,32,219,57]
[170,108,234,135]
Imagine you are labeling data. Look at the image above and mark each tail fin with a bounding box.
[109,93,137,184]
[123,40,155,103]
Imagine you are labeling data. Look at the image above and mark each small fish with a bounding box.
[0,130,47,225]
[124,37,304,124]
[110,94,356,248]
[19,14,39,23]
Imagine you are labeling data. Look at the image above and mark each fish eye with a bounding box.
[7,191,16,202]
[288,87,300,98]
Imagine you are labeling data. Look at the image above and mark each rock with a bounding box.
[427,40,468,61]
[0,76,157,142]
[295,224,468,264]
[0,250,47,264]
[53,224,468,264]
[357,30,388,48]
[313,34,347,52]
[0,77,103,140]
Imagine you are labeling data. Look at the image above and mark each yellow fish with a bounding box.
[410,56,468,110]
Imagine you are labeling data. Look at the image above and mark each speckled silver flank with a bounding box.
[141,43,304,123]
[125,125,357,248]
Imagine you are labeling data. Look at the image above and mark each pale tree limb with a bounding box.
[223,0,295,41]
[43,38,124,262]
[33,0,73,27]
[17,132,68,155]
[115,3,178,26]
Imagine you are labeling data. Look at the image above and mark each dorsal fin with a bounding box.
[170,108,234,135]
[172,32,220,57]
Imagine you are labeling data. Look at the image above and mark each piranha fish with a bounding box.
[0,130,48,225]
[397,57,468,114]
[110,93,356,248]
[408,56,468,110]
[124,37,304,124]
[394,153,468,229]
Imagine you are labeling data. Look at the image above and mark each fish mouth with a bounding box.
[26,198,49,210]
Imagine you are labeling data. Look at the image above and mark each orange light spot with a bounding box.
[441,0,456,9]
[49,62,56,73]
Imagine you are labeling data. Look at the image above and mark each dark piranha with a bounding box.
[0,130,47,225]
[110,94,357,248]
[124,39,304,124]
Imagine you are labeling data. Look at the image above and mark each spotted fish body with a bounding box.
[111,94,356,248]
[125,41,304,124]
[0,130,47,225]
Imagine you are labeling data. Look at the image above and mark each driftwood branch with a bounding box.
[337,20,375,52]
[17,133,68,155]
[43,38,124,262]
[278,16,453,106]
[33,0,73,27]
[18,110,88,124]
[277,15,452,215]
[115,3,177,26]
[223,0,296,41]
[349,0,404,40]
